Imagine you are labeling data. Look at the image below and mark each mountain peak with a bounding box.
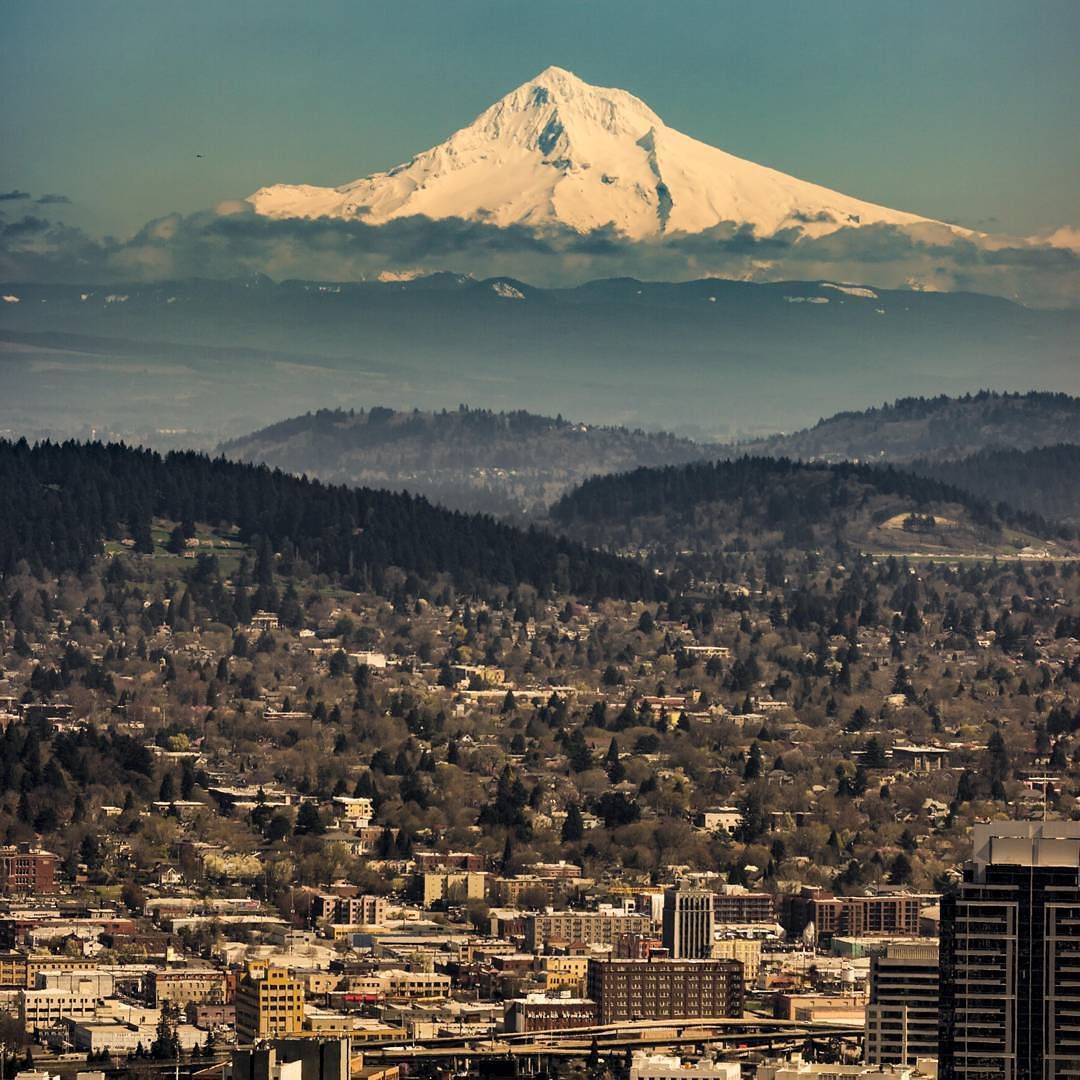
[473,66,664,152]
[531,64,583,87]
[249,69,943,241]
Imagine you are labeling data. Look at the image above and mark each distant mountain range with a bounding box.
[216,392,1080,523]
[2,275,1077,440]
[250,66,945,242]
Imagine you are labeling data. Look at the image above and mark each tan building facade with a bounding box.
[235,967,305,1042]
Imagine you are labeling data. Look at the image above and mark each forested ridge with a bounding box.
[551,456,1063,540]
[909,444,1080,526]
[0,440,657,599]
[740,390,1080,462]
[813,390,1080,427]
[217,404,706,516]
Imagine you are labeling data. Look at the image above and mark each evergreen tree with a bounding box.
[561,803,584,843]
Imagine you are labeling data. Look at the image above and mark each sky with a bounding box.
[3,0,1078,239]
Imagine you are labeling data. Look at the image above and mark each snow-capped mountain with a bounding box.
[249,66,946,240]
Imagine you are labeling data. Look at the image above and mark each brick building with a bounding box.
[525,911,654,951]
[713,891,776,925]
[147,967,227,1006]
[0,845,59,895]
[586,958,744,1024]
[782,887,935,943]
[505,993,598,1033]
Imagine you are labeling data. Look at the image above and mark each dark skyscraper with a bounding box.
[661,885,715,959]
[939,820,1080,1079]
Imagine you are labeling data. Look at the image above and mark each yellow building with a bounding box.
[541,955,589,994]
[418,871,487,907]
[711,939,761,984]
[24,955,97,988]
[235,967,305,1043]
[0,951,28,989]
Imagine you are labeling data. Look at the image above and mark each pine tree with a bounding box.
[561,803,584,843]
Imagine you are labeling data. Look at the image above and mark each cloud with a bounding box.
[0,190,31,202]
[35,193,71,205]
[789,210,836,225]
[2,215,52,239]
[1039,226,1080,252]
[0,199,1076,306]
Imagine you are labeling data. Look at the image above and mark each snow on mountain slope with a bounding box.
[249,66,946,240]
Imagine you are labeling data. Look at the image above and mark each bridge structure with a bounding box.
[356,1016,864,1068]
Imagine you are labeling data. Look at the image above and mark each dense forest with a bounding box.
[740,391,1080,462]
[0,440,658,599]
[218,405,706,516]
[908,444,1080,526]
[550,456,1066,544]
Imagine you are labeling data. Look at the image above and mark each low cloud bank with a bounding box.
[1,201,1077,306]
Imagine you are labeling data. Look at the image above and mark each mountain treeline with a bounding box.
[218,404,596,453]
[551,456,1062,540]
[909,444,1080,526]
[813,390,1080,428]
[217,404,706,516]
[0,440,658,599]
[740,391,1080,462]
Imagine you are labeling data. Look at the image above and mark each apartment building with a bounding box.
[586,958,744,1024]
[864,941,939,1066]
[235,967,306,1043]
[0,950,27,988]
[0,845,59,895]
[524,911,654,950]
[147,967,227,1006]
[414,871,487,907]
[713,891,777,925]
[711,939,761,984]
[783,887,935,943]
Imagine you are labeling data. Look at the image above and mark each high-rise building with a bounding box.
[864,941,939,1065]
[235,967,305,1043]
[939,820,1080,1079]
[662,886,715,959]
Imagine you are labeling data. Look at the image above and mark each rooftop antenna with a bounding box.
[1027,775,1058,821]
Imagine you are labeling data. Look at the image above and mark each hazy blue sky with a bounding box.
[3,0,1077,237]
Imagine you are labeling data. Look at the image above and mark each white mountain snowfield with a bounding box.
[248,66,953,241]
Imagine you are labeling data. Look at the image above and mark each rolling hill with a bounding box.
[549,456,1076,563]
[740,391,1080,462]
[217,405,708,515]
[0,439,656,599]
